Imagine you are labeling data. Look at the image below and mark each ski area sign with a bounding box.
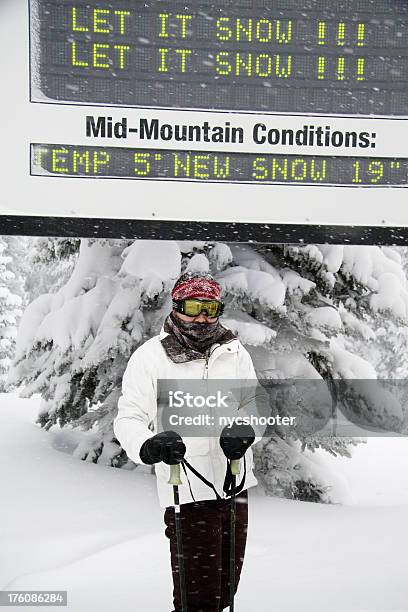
[1,0,408,235]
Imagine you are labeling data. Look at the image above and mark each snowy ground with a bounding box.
[1,393,408,612]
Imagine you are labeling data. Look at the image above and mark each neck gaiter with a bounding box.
[167,311,229,355]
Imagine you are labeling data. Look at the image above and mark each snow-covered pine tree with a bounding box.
[3,236,28,308]
[341,246,408,435]
[0,238,23,391]
[24,237,80,301]
[8,240,408,499]
[347,247,408,379]
[237,243,408,499]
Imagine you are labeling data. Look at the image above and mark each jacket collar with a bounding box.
[159,321,239,364]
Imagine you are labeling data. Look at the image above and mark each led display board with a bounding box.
[30,0,408,115]
[31,144,408,186]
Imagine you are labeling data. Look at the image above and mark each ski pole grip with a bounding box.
[168,463,182,485]
[231,459,241,476]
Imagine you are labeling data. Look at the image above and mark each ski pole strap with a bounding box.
[180,460,196,502]
[223,456,247,497]
[181,458,222,501]
[178,455,246,502]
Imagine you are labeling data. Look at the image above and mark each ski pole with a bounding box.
[168,463,188,612]
[229,459,241,612]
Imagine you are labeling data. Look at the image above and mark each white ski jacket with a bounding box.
[114,325,266,508]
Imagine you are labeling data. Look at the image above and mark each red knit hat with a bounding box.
[172,272,221,301]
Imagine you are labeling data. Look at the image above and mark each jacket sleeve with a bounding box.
[113,345,158,464]
[238,345,270,445]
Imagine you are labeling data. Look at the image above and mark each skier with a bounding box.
[114,272,267,612]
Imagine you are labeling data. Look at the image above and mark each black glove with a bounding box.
[139,431,186,465]
[219,423,255,460]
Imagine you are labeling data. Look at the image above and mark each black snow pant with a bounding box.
[164,489,248,612]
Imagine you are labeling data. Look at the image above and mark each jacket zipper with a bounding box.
[202,338,235,380]
[202,339,236,493]
[203,353,209,380]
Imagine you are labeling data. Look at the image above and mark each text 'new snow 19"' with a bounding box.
[30,0,408,115]
[31,145,408,187]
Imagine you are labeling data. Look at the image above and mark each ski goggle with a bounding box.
[173,299,224,318]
